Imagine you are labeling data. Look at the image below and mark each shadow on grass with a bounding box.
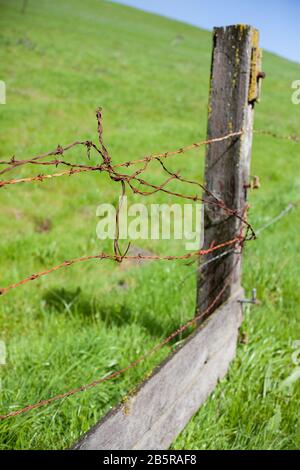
[42,287,189,342]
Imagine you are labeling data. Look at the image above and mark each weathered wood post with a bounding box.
[197,25,262,318]
[73,25,262,450]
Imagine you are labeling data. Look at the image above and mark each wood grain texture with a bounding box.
[196,25,258,317]
[73,289,243,450]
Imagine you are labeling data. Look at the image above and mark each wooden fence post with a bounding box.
[73,25,262,451]
[197,25,262,318]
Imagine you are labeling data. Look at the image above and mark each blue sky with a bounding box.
[110,0,300,64]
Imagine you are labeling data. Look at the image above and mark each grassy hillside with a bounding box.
[0,0,300,450]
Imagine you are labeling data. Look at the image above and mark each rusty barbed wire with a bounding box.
[0,161,255,240]
[254,129,300,142]
[1,128,297,177]
[0,204,296,421]
[0,257,239,421]
[0,140,103,176]
[0,107,271,422]
[0,107,298,423]
[0,130,243,173]
[0,237,242,297]
[0,132,244,189]
[0,108,256,299]
[179,200,299,287]
[0,125,297,179]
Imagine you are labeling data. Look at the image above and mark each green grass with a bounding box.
[0,0,300,450]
